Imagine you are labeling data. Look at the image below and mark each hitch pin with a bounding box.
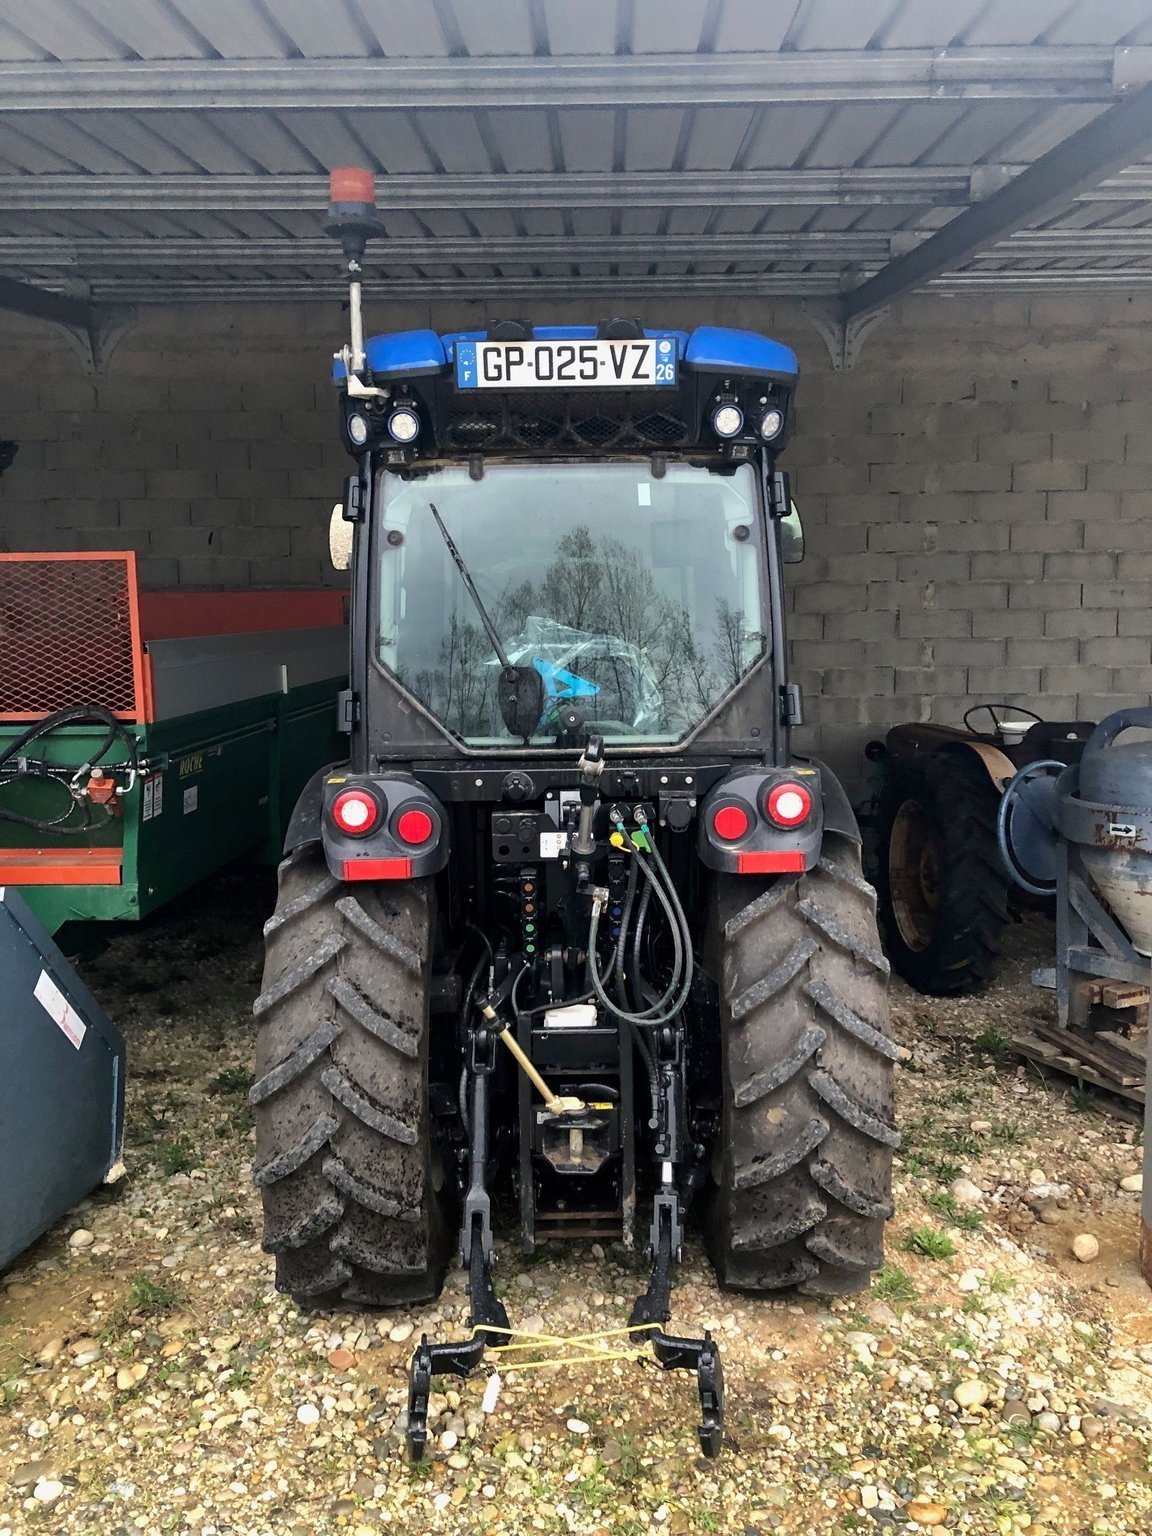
[478,1001,585,1116]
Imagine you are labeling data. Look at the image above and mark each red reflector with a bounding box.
[711,804,750,841]
[343,857,412,881]
[329,166,376,205]
[766,781,813,828]
[396,808,434,845]
[736,851,807,875]
[331,788,381,836]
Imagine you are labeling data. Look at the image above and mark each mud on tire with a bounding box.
[250,844,451,1307]
[706,831,898,1297]
[874,750,1010,996]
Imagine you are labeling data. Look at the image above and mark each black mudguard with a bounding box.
[809,756,862,845]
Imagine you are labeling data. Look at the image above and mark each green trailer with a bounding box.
[0,552,348,936]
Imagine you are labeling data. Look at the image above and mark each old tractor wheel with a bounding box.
[875,751,1009,996]
[250,844,451,1307]
[706,831,898,1297]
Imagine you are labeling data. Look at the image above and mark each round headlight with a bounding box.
[759,407,784,441]
[387,407,420,444]
[347,412,369,447]
[712,404,744,439]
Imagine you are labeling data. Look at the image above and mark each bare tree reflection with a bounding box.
[406,526,757,737]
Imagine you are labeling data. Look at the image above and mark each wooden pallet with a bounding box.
[1087,980,1150,1029]
[1012,1020,1146,1124]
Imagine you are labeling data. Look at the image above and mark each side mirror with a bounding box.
[329,503,353,571]
[780,500,804,564]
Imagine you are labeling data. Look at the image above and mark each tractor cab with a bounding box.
[333,321,798,758]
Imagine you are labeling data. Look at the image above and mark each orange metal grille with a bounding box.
[0,553,146,722]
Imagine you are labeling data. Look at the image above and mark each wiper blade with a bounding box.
[429,502,545,739]
[429,501,511,668]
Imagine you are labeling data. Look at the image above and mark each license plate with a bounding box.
[455,337,677,390]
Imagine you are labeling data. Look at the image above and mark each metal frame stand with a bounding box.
[1039,839,1152,1029]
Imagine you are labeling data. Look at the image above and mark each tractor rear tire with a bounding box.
[706,830,898,1297]
[250,844,451,1308]
[874,750,1009,996]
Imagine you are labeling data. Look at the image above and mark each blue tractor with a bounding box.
[250,169,898,1458]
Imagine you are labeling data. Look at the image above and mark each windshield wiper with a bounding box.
[430,501,510,667]
[429,502,544,738]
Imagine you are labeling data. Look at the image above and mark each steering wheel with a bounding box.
[963,703,1043,737]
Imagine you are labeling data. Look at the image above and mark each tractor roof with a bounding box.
[334,324,798,386]
[333,323,798,460]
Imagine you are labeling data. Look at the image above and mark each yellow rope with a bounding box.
[460,1319,659,1374]
[496,1349,648,1373]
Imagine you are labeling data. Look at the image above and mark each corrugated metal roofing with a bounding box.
[0,0,1151,301]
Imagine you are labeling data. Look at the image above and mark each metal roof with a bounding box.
[2,0,1152,307]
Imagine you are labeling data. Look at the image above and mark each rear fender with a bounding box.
[936,739,1016,793]
[284,764,337,855]
[809,756,861,844]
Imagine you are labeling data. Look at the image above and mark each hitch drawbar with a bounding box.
[405,1208,724,1461]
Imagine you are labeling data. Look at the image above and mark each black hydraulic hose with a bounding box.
[457,947,492,1136]
[0,703,138,834]
[589,897,684,1027]
[610,855,660,1118]
[588,849,693,1027]
[629,877,654,1013]
[0,703,131,774]
[629,855,687,1015]
[613,854,641,1003]
[647,838,695,1000]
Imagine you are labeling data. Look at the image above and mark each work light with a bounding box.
[347,412,370,446]
[387,407,420,443]
[711,404,744,439]
[759,408,784,442]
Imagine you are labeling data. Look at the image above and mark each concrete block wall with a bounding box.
[1,290,1149,791]
[781,291,1152,787]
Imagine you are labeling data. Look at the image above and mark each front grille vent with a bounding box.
[445,390,690,453]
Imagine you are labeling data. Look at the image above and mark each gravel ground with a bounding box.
[2,868,1151,1536]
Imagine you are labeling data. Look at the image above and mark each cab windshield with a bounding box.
[376,460,765,746]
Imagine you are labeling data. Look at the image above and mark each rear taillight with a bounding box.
[396,807,434,845]
[711,803,750,841]
[765,781,813,828]
[331,788,382,837]
[736,850,806,874]
[343,857,412,881]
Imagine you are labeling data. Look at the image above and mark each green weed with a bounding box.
[873,1265,917,1303]
[990,1122,1022,1145]
[211,1066,251,1094]
[904,1227,957,1261]
[157,1140,196,1176]
[972,1027,1011,1063]
[927,1190,984,1232]
[129,1273,182,1314]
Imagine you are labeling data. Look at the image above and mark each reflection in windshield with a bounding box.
[377,462,765,745]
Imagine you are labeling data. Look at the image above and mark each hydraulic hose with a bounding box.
[588,844,694,1028]
[610,856,660,1119]
[0,703,139,834]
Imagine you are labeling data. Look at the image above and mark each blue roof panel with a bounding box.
[339,325,796,382]
[365,329,447,375]
[684,326,798,380]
